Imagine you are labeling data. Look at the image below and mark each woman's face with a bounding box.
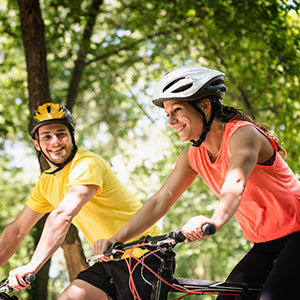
[164,100,205,142]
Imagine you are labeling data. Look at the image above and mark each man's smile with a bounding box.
[49,147,64,153]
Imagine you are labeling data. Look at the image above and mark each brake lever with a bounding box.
[148,237,177,247]
[0,292,18,300]
[0,279,13,294]
[108,242,124,260]
[86,241,125,263]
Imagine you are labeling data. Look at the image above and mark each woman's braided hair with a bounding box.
[212,99,286,158]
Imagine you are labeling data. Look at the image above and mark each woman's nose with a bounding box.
[168,114,177,126]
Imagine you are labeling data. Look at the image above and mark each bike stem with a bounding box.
[151,249,176,300]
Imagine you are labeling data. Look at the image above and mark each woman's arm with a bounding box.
[182,125,274,241]
[212,125,274,228]
[93,148,198,257]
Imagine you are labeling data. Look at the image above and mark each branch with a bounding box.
[201,26,256,118]
[87,28,180,65]
[123,82,156,124]
[65,0,103,112]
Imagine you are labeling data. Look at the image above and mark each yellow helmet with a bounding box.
[28,103,75,138]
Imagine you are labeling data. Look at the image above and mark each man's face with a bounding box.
[33,123,74,167]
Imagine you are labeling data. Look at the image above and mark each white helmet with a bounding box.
[152,66,226,107]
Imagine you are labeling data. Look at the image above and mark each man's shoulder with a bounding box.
[71,148,107,169]
[75,148,104,161]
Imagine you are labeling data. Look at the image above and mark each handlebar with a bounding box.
[0,274,36,297]
[87,223,216,263]
[167,223,216,242]
[23,274,36,284]
[202,223,217,236]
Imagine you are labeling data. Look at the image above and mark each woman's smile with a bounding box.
[164,100,204,142]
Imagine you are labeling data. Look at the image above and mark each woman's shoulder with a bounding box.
[227,120,254,130]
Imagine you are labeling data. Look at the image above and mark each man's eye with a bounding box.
[42,136,51,140]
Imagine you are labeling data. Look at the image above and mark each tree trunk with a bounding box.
[61,225,89,281]
[17,1,51,298]
[17,0,89,297]
[17,0,50,110]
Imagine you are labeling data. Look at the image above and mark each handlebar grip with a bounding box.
[172,223,216,242]
[170,228,186,242]
[202,223,216,236]
[24,274,36,284]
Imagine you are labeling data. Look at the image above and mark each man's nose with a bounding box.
[50,135,61,144]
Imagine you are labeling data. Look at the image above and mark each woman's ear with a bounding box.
[199,99,211,115]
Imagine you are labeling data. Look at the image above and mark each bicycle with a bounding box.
[0,274,35,300]
[87,224,262,300]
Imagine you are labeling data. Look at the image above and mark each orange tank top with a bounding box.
[188,120,300,243]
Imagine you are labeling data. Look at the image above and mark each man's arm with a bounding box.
[0,206,44,267]
[8,184,98,290]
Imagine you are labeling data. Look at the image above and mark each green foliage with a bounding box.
[0,0,299,297]
[0,151,36,298]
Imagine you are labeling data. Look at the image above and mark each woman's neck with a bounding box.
[203,119,225,158]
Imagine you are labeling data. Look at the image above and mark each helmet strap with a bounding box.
[189,101,217,147]
[44,144,77,175]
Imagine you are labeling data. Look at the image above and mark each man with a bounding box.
[0,103,161,299]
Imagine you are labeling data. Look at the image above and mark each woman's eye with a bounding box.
[166,107,181,118]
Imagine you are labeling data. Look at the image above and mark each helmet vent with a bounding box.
[47,105,51,113]
[211,79,224,86]
[163,77,186,93]
[173,83,193,93]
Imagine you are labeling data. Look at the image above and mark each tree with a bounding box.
[15,0,104,297]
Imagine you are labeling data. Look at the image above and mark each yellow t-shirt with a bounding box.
[26,148,161,257]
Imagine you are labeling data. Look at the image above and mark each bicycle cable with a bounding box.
[110,244,225,299]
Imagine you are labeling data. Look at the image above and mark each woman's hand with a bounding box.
[181,215,216,242]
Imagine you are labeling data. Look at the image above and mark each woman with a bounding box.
[96,66,300,299]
